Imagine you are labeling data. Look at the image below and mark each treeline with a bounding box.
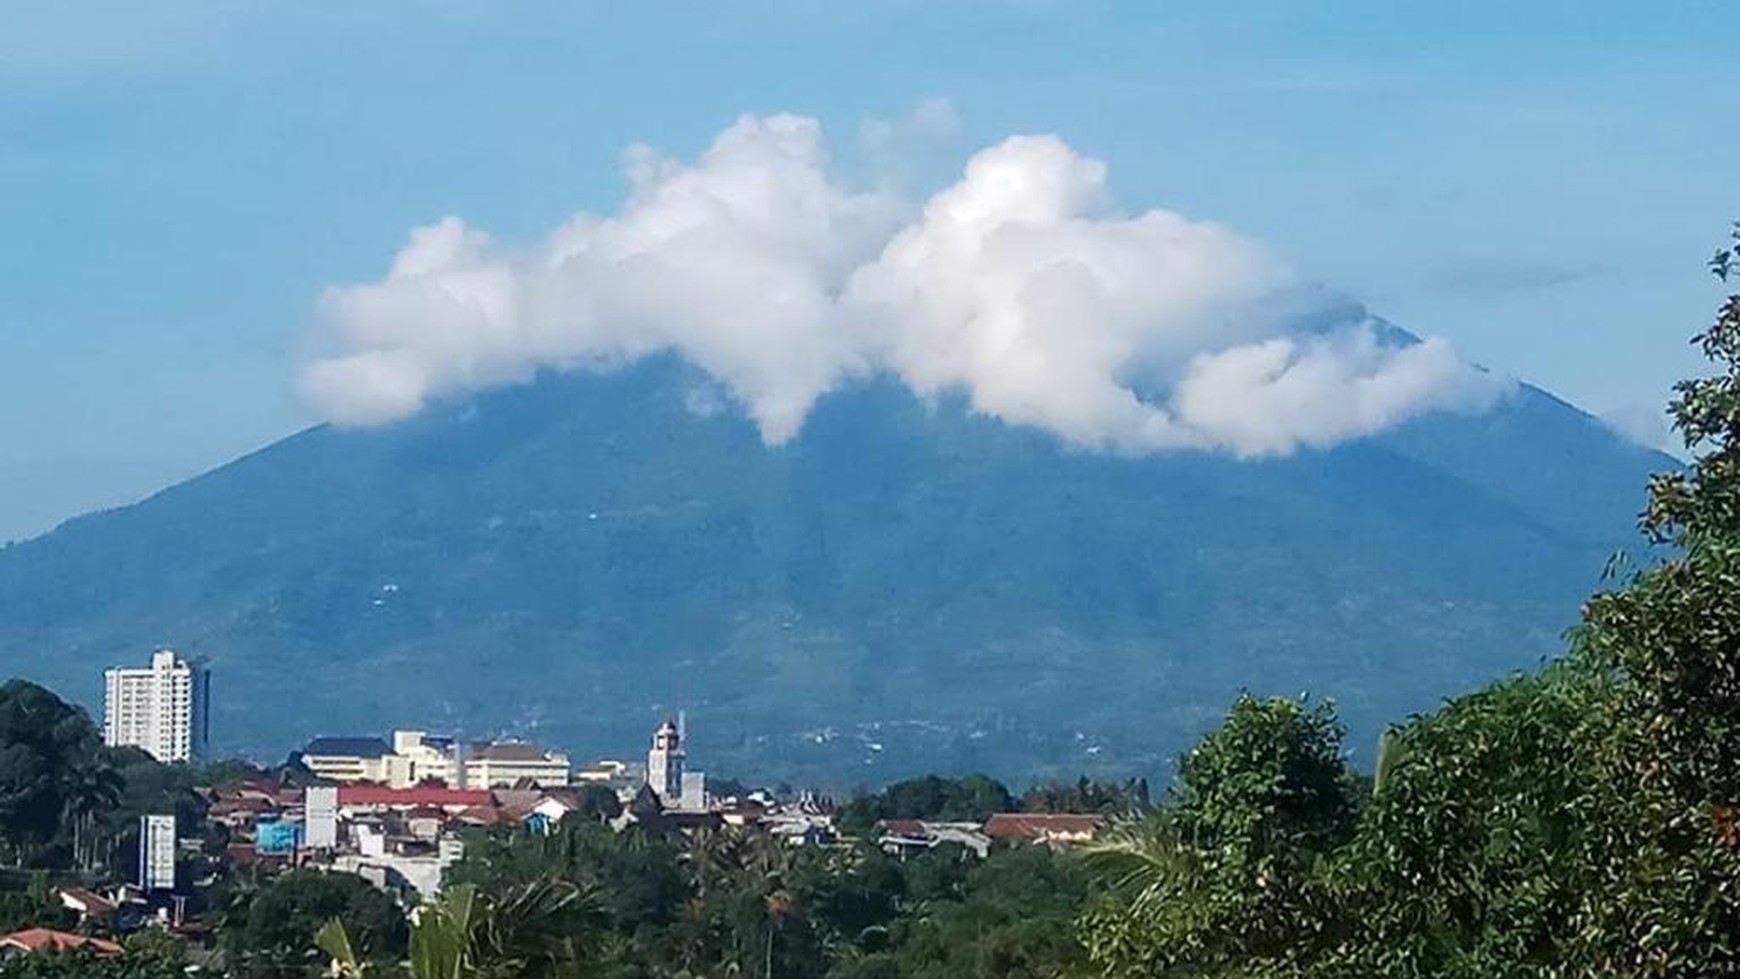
[834,773,1149,834]
[425,816,1089,978]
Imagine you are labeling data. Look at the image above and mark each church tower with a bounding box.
[646,717,684,803]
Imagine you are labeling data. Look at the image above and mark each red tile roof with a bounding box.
[454,805,506,825]
[983,813,1104,840]
[877,818,931,838]
[1,928,123,956]
[337,785,494,808]
[52,888,115,915]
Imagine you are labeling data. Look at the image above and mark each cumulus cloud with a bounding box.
[300,112,1508,456]
[1601,403,1680,456]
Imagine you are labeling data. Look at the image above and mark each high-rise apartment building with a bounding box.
[104,649,210,762]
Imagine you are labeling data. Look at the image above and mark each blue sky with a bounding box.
[2,1,1736,541]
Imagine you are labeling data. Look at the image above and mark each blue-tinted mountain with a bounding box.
[0,338,1672,784]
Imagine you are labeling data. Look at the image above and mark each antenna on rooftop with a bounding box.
[675,672,689,743]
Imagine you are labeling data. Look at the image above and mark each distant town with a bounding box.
[63,647,1104,936]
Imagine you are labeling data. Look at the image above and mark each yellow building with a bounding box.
[299,731,571,788]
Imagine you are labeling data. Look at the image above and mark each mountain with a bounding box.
[0,340,1674,785]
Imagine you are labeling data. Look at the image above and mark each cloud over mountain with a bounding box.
[300,113,1507,455]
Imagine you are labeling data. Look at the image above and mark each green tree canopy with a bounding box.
[836,775,1015,834]
[1080,223,1740,977]
[226,869,407,979]
[0,680,103,866]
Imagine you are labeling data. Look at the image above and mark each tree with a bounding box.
[571,783,622,822]
[228,869,407,979]
[1548,221,1740,972]
[321,878,605,979]
[1078,223,1740,977]
[0,680,103,866]
[878,844,1089,979]
[62,754,123,873]
[447,820,687,934]
[1079,694,1357,976]
[836,776,1015,834]
[1021,776,1150,815]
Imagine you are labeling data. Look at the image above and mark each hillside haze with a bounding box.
[0,334,1671,782]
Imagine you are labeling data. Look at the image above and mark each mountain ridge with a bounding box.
[0,348,1672,784]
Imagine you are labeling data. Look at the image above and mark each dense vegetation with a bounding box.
[431,817,1090,979]
[1,232,1738,975]
[1075,224,1740,976]
[0,679,247,879]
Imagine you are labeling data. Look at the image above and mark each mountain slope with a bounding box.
[0,353,1672,783]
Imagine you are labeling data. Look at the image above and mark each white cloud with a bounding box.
[1600,403,1680,456]
[299,112,1508,456]
[1171,330,1504,456]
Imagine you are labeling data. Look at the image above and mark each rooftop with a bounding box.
[51,888,115,915]
[469,740,564,762]
[0,929,123,956]
[337,785,494,808]
[303,736,393,759]
[983,813,1105,840]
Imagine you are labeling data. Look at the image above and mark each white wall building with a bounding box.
[301,730,570,789]
[103,649,209,763]
[461,741,571,788]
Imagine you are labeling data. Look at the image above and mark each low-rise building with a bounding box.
[300,737,399,784]
[298,731,570,788]
[875,819,992,859]
[51,888,115,924]
[336,785,494,814]
[464,740,571,788]
[0,929,122,959]
[577,759,630,785]
[983,813,1104,846]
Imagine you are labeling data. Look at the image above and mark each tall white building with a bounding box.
[647,718,684,803]
[104,649,210,763]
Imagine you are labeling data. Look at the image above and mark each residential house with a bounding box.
[983,813,1104,846]
[874,819,992,859]
[0,929,122,959]
[51,888,114,924]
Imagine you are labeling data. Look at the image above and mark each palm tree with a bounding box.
[321,878,605,979]
[686,827,751,897]
[61,757,123,873]
[316,919,370,978]
[1078,813,1204,923]
[475,877,605,977]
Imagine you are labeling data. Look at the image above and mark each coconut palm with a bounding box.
[1078,813,1202,922]
[321,878,604,979]
[315,918,370,978]
[61,756,123,872]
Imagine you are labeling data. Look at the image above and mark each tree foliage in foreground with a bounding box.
[1080,224,1740,977]
[224,868,407,979]
[431,816,1088,979]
